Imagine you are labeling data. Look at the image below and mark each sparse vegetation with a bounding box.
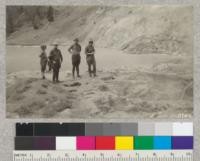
[47,6,54,22]
[6,6,193,119]
[6,6,192,57]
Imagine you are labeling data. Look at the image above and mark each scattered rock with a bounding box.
[70,82,81,87]
[99,85,109,91]
[36,89,47,94]
[41,84,48,88]
[6,66,193,119]
[69,89,77,93]
[101,76,115,81]
[16,85,31,93]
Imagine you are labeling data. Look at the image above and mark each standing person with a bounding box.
[48,56,53,72]
[39,45,48,79]
[85,39,96,77]
[49,43,63,83]
[68,38,81,79]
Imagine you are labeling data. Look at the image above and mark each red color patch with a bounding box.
[96,136,115,150]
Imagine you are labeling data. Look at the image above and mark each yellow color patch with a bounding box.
[115,136,134,150]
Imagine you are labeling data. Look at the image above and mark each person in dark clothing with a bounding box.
[48,57,53,72]
[68,38,81,78]
[39,45,48,79]
[49,44,63,83]
[85,40,96,77]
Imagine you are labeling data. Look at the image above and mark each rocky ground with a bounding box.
[6,6,193,119]
[6,64,193,119]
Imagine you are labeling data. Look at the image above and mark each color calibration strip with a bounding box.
[15,136,193,150]
[15,122,193,150]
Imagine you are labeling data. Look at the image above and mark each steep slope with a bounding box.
[7,6,193,55]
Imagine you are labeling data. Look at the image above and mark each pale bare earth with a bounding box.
[6,46,193,119]
[6,6,193,118]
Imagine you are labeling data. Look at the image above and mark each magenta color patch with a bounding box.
[76,136,95,150]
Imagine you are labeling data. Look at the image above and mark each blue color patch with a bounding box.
[154,136,172,149]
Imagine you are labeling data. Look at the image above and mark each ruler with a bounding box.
[13,150,193,161]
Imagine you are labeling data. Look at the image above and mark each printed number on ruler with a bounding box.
[13,150,193,161]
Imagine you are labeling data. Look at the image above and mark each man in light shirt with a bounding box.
[68,38,82,78]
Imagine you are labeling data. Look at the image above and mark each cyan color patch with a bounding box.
[154,136,171,149]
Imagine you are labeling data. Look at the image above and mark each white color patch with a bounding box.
[56,137,76,150]
[173,122,193,136]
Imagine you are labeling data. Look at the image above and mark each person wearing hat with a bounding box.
[39,45,48,79]
[68,38,82,78]
[49,43,63,83]
[85,39,96,77]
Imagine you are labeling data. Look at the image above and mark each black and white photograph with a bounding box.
[6,5,193,118]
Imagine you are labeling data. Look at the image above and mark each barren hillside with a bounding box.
[7,6,193,55]
[6,6,193,118]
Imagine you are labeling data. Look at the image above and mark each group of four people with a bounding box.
[39,38,96,82]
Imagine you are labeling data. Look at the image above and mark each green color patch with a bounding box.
[134,136,154,149]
